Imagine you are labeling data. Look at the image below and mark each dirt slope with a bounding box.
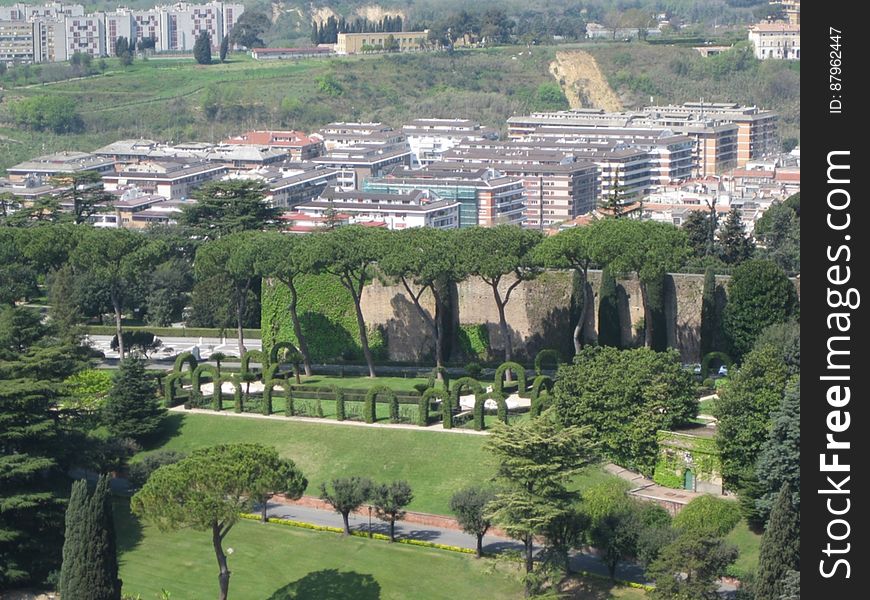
[549,50,624,112]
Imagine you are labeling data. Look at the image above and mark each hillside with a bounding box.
[0,48,571,172]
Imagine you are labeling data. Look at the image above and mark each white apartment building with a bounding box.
[401,118,495,167]
[297,189,461,230]
[748,22,800,60]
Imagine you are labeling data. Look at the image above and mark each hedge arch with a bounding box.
[493,362,527,400]
[364,385,398,424]
[191,364,219,409]
[530,375,554,417]
[230,374,244,413]
[241,349,269,375]
[701,352,733,379]
[211,376,225,411]
[332,386,346,421]
[163,372,184,407]
[269,341,300,366]
[534,349,562,376]
[173,351,198,375]
[450,377,493,430]
[426,367,450,393]
[263,377,283,416]
[418,387,442,427]
[285,386,295,417]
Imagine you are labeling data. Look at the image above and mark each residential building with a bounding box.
[364,167,527,227]
[64,14,105,59]
[335,30,428,54]
[102,161,227,199]
[312,145,413,189]
[6,152,116,183]
[250,46,332,60]
[401,118,495,167]
[297,188,460,230]
[222,130,325,160]
[0,20,36,64]
[748,22,799,60]
[0,3,83,21]
[317,122,404,151]
[225,164,341,209]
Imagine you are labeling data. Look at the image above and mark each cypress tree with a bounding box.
[60,477,121,600]
[193,31,212,65]
[597,268,621,348]
[756,483,799,600]
[718,207,754,265]
[643,274,668,351]
[103,357,165,442]
[219,34,229,62]
[699,267,717,356]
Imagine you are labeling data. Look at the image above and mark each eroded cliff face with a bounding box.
[548,49,624,111]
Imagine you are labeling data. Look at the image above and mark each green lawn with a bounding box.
[294,375,430,393]
[561,576,649,599]
[114,499,523,600]
[725,519,762,579]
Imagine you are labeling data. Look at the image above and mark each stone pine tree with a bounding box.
[59,476,122,600]
[756,483,800,600]
[718,207,754,265]
[194,31,212,64]
[103,357,165,442]
[597,268,621,348]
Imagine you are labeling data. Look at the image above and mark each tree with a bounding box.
[229,10,270,48]
[0,379,66,587]
[9,95,84,134]
[256,233,317,376]
[597,267,621,348]
[193,31,212,64]
[71,228,163,359]
[535,225,595,353]
[755,197,800,274]
[219,35,229,62]
[590,508,640,580]
[542,507,589,575]
[450,486,496,558]
[195,232,261,356]
[714,345,789,495]
[59,476,121,600]
[682,210,714,258]
[145,258,193,326]
[0,229,38,306]
[459,225,542,366]
[0,306,48,353]
[756,484,800,600]
[755,377,800,523]
[485,414,597,587]
[132,444,307,600]
[180,180,277,239]
[102,357,164,442]
[319,477,374,535]
[648,531,738,599]
[718,207,754,265]
[753,320,800,376]
[50,171,115,224]
[379,228,466,369]
[587,219,688,350]
[723,259,798,360]
[311,226,388,378]
[552,346,697,474]
[371,481,413,542]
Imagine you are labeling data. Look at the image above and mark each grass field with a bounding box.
[725,519,762,580]
[114,498,524,600]
[141,412,616,515]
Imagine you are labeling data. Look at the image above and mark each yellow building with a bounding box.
[335,30,428,54]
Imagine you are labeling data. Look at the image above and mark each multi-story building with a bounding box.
[401,118,495,167]
[64,14,105,59]
[436,145,600,228]
[317,122,404,151]
[104,10,134,56]
[312,145,413,189]
[748,22,799,60]
[335,30,428,54]
[0,3,83,21]
[102,161,227,199]
[0,20,36,64]
[297,188,461,230]
[364,167,527,228]
[222,130,325,160]
[6,151,116,183]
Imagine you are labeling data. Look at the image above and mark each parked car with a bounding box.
[717,365,729,377]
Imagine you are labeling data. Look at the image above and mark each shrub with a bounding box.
[673,495,741,537]
[465,362,483,379]
[333,386,346,421]
[534,349,562,376]
[127,451,186,489]
[10,95,84,133]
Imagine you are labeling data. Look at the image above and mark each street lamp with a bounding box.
[368,506,372,538]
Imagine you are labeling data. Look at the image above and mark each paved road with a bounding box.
[262,501,651,585]
[85,334,262,361]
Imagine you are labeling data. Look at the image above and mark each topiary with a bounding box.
[263,378,282,416]
[173,351,198,375]
[493,362,527,399]
[450,377,488,430]
[426,367,450,393]
[191,364,218,406]
[534,349,562,376]
[529,375,554,417]
[285,385,294,417]
[163,372,184,408]
[269,341,300,366]
[212,376,225,411]
[333,386,346,421]
[364,385,397,424]
[241,349,269,375]
[418,387,441,427]
[230,374,243,413]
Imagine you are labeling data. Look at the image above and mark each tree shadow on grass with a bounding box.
[141,412,185,451]
[112,496,143,555]
[267,569,381,600]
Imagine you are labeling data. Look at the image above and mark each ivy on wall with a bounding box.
[456,324,490,361]
[653,430,722,490]
[261,275,385,362]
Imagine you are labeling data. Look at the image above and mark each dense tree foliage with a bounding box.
[450,486,496,558]
[754,377,800,524]
[371,480,414,542]
[319,476,374,535]
[552,346,697,474]
[648,531,738,599]
[756,484,800,600]
[102,357,164,442]
[9,95,84,133]
[754,194,800,274]
[193,31,212,65]
[717,207,754,265]
[180,180,277,239]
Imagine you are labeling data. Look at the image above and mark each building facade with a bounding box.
[748,22,800,60]
[335,30,428,54]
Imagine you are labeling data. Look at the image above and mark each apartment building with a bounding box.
[335,30,428,54]
[317,122,404,151]
[748,22,799,60]
[102,161,227,199]
[297,188,460,230]
[0,3,83,21]
[312,145,413,189]
[64,14,105,59]
[402,118,495,167]
[222,130,325,160]
[0,20,35,64]
[6,151,116,183]
[227,164,341,209]
[364,168,527,228]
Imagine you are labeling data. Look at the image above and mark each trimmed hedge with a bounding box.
[85,325,260,338]
[163,372,184,407]
[173,351,198,375]
[701,351,733,379]
[492,362,527,404]
[230,374,243,413]
[426,367,450,393]
[364,385,398,424]
[529,375,554,417]
[534,349,562,376]
[450,377,488,430]
[418,387,442,427]
[269,340,300,366]
[285,385,294,417]
[241,349,269,374]
[333,385,346,421]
